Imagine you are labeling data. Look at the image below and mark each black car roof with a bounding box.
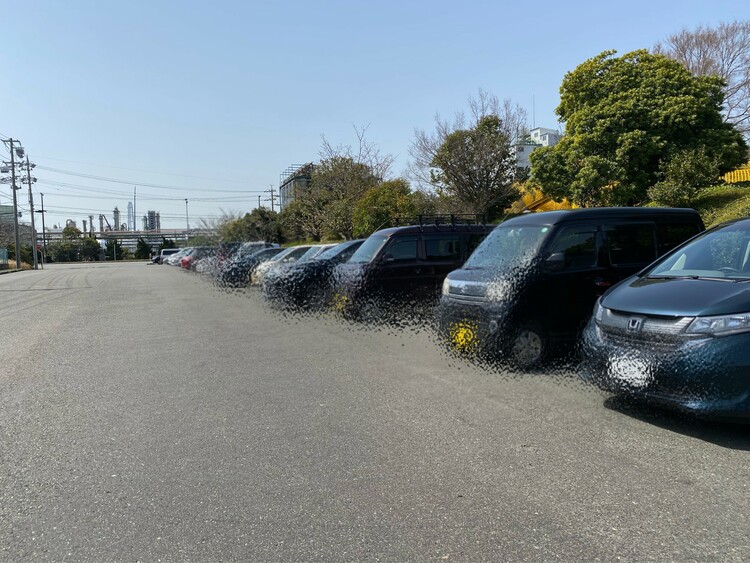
[372,224,496,237]
[501,207,702,226]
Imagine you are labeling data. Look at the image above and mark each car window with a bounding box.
[656,222,701,256]
[282,247,311,261]
[649,223,750,279]
[464,225,551,270]
[548,228,597,270]
[606,224,656,266]
[349,235,388,263]
[466,233,487,256]
[424,234,461,261]
[383,236,418,262]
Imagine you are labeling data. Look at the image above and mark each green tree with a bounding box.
[105,239,123,260]
[648,147,722,207]
[430,115,518,215]
[410,91,527,218]
[61,224,82,239]
[218,208,285,243]
[308,156,380,239]
[46,233,101,262]
[79,237,102,261]
[135,237,152,259]
[531,50,748,207]
[158,238,177,252]
[286,127,394,240]
[352,180,434,237]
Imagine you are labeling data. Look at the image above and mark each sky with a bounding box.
[0,0,747,233]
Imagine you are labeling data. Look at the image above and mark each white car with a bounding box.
[251,245,312,286]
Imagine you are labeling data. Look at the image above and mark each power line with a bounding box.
[36,165,261,194]
[36,180,252,203]
[34,155,255,185]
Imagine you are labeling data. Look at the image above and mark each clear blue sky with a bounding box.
[1,0,746,231]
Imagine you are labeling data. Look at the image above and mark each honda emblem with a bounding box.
[627,317,644,333]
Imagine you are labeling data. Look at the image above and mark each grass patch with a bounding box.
[692,182,750,227]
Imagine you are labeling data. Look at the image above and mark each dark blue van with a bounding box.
[581,217,750,420]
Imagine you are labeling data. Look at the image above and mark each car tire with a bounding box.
[508,322,547,370]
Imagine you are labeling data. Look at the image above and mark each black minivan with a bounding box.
[332,223,495,321]
[437,208,704,367]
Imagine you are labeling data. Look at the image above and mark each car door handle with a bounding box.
[594,279,612,288]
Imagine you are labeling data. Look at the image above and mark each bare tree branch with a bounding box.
[655,21,750,137]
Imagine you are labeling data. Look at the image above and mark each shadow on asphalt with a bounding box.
[603,396,750,451]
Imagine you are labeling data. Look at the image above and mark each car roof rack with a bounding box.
[392,214,488,231]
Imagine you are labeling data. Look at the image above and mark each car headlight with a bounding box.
[686,313,750,336]
[594,299,606,324]
[442,278,451,296]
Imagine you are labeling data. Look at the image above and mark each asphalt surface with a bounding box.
[1,262,749,561]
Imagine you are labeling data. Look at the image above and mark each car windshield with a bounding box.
[246,248,280,261]
[315,240,362,261]
[348,235,388,263]
[281,246,311,261]
[298,245,325,262]
[268,247,297,262]
[647,222,750,280]
[463,225,551,270]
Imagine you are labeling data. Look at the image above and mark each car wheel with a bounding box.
[508,322,547,370]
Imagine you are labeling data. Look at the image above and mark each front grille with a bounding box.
[446,294,487,304]
[599,309,693,336]
[601,331,682,352]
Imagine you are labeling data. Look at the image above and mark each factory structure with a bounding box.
[39,204,190,255]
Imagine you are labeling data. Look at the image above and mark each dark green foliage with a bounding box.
[47,236,101,262]
[219,208,285,243]
[105,239,123,260]
[159,238,177,251]
[352,180,435,238]
[531,50,748,206]
[429,115,518,214]
[648,147,722,207]
[135,238,152,259]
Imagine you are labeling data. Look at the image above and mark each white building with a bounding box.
[515,127,562,169]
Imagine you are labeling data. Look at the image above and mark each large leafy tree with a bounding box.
[430,115,517,215]
[219,208,284,243]
[410,90,525,218]
[351,179,435,238]
[286,127,393,240]
[530,50,748,206]
[308,156,380,239]
[105,239,124,260]
[135,237,152,259]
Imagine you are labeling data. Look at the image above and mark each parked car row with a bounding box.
[169,208,750,420]
[157,242,279,274]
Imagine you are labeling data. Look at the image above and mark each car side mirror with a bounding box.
[383,254,395,263]
[545,252,565,272]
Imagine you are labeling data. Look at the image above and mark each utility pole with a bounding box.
[133,186,137,232]
[264,186,277,212]
[1,139,23,270]
[258,195,261,209]
[185,198,189,232]
[24,155,38,270]
[35,192,47,264]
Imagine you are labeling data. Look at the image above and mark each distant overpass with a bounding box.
[42,229,217,245]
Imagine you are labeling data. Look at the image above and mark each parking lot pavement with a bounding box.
[1,262,749,560]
